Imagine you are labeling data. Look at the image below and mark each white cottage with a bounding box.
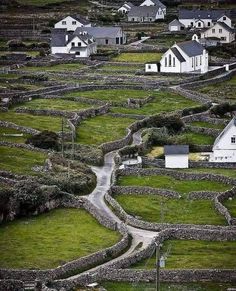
[54,15,91,32]
[210,118,236,163]
[118,2,134,14]
[201,22,235,44]
[128,6,165,22]
[140,0,166,15]
[168,19,185,32]
[51,28,97,57]
[159,35,208,73]
[164,145,189,169]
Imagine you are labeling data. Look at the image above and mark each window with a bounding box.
[116,37,119,44]
[76,51,80,56]
[71,42,75,47]
[208,22,211,26]
[212,29,215,33]
[105,39,109,45]
[62,21,66,25]
[192,57,194,68]
[198,22,201,27]
[78,42,81,46]
[221,37,226,41]
[165,57,167,67]
[200,56,202,65]
[231,137,236,144]
[168,54,171,66]
[190,22,193,27]
[219,29,222,33]
[72,21,76,25]
[223,16,226,20]
[173,57,175,67]
[148,65,151,69]
[196,56,198,67]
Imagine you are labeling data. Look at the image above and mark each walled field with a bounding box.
[112,52,162,63]
[176,132,215,145]
[0,146,47,175]
[133,240,236,270]
[223,197,236,217]
[0,208,120,269]
[0,127,31,143]
[76,115,134,145]
[144,34,189,47]
[190,121,225,130]
[22,63,86,72]
[180,168,236,179]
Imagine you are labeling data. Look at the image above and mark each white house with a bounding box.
[168,19,185,32]
[118,2,134,14]
[140,0,166,15]
[51,28,97,57]
[54,15,91,32]
[159,35,208,73]
[145,62,160,73]
[164,145,189,168]
[201,22,235,44]
[128,6,165,22]
[210,118,236,163]
[179,9,232,29]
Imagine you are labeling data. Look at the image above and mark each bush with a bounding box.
[26,130,59,151]
[20,74,48,82]
[7,39,25,49]
[182,103,212,117]
[210,102,236,117]
[146,114,184,134]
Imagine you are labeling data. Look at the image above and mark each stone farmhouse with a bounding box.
[210,118,236,163]
[145,35,208,74]
[74,27,126,45]
[164,145,189,168]
[178,9,232,29]
[140,0,166,15]
[118,2,134,14]
[127,6,165,22]
[51,28,97,57]
[200,22,235,44]
[54,15,91,32]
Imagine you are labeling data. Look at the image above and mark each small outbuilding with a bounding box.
[145,62,160,73]
[164,145,189,168]
[168,19,185,32]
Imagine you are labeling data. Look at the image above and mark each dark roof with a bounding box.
[128,6,160,18]
[179,9,230,21]
[217,22,234,33]
[171,47,186,62]
[70,15,91,25]
[169,19,185,27]
[164,145,189,155]
[125,2,134,7]
[74,26,123,38]
[177,40,204,57]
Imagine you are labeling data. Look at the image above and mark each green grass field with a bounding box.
[116,194,226,225]
[76,115,134,145]
[0,111,63,132]
[0,146,46,175]
[144,35,188,47]
[111,91,199,115]
[112,52,162,63]
[0,127,31,143]
[100,64,142,71]
[223,197,236,217]
[190,121,225,130]
[65,89,154,103]
[178,132,215,145]
[102,282,235,291]
[15,98,93,112]
[0,208,120,269]
[22,63,85,72]
[117,175,231,196]
[133,240,236,270]
[180,168,236,179]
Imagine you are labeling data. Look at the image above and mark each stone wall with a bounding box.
[185,124,220,137]
[15,108,76,119]
[0,279,24,291]
[0,141,49,154]
[215,188,236,225]
[0,120,39,135]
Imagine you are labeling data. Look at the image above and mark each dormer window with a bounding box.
[223,16,226,20]
[78,42,81,46]
[231,137,236,144]
[72,21,76,25]
[62,21,66,25]
[71,42,75,47]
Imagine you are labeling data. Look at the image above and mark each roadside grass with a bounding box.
[111,92,199,115]
[132,240,236,269]
[76,115,134,145]
[190,121,225,130]
[117,175,231,195]
[0,127,30,143]
[223,197,236,217]
[112,52,162,63]
[0,111,63,132]
[180,168,236,179]
[15,98,93,112]
[65,89,154,102]
[22,63,85,72]
[0,146,46,175]
[178,132,215,145]
[102,282,235,291]
[0,208,120,269]
[115,194,226,225]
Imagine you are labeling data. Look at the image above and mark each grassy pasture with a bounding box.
[0,146,46,175]
[76,115,134,145]
[180,168,236,179]
[132,240,236,269]
[112,52,162,63]
[223,197,236,217]
[190,121,225,130]
[0,208,120,269]
[22,63,85,72]
[0,127,30,143]
[177,132,215,145]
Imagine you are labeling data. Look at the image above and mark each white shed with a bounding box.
[145,62,160,73]
[164,145,189,168]
[168,19,185,32]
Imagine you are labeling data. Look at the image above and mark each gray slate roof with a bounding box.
[169,19,185,27]
[74,26,123,38]
[145,0,166,9]
[179,9,230,21]
[128,6,160,18]
[177,40,204,57]
[70,15,91,25]
[164,145,189,155]
[217,22,234,33]
[171,47,186,62]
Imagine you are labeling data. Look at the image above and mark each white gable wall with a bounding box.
[217,15,232,27]
[55,16,91,32]
[201,23,235,43]
[140,0,166,14]
[145,63,158,72]
[165,154,189,168]
[160,49,182,73]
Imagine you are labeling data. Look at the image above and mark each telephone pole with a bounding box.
[155,242,160,291]
[61,118,65,158]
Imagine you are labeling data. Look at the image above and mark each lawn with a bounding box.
[15,98,93,112]
[190,121,225,130]
[116,194,226,225]
[117,175,231,196]
[0,208,120,269]
[65,89,154,103]
[102,282,235,291]
[0,111,63,132]
[76,115,134,145]
[180,168,236,179]
[145,35,188,47]
[223,196,236,217]
[111,91,199,115]
[0,127,31,143]
[23,63,85,72]
[112,52,162,63]
[0,146,47,175]
[132,240,236,269]
[178,132,215,145]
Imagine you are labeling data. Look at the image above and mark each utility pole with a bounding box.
[72,130,75,160]
[155,242,160,291]
[61,118,64,158]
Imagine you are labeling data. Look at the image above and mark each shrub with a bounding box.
[210,102,236,117]
[7,39,25,49]
[146,114,184,134]
[26,130,59,151]
[182,103,212,117]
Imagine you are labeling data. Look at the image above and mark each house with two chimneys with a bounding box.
[145,35,208,74]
